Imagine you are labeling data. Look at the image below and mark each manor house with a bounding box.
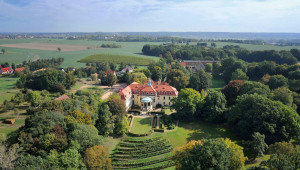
[119,78,178,111]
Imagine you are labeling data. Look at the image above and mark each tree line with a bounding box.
[142,44,300,65]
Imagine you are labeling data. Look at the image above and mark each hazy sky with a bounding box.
[0,0,299,32]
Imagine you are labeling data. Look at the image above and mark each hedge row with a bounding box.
[154,128,165,132]
[112,156,171,168]
[113,147,173,159]
[115,144,172,155]
[127,130,153,137]
[124,137,162,143]
[119,139,166,148]
[113,160,175,170]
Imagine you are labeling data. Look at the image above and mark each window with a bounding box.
[169,97,170,100]
[146,92,148,95]
[170,92,172,95]
[164,97,165,100]
[151,92,152,94]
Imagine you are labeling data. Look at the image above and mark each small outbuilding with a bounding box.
[4,119,15,124]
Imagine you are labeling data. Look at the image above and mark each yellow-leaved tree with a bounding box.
[84,145,112,170]
[223,138,248,170]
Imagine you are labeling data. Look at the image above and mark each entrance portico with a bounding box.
[141,97,153,111]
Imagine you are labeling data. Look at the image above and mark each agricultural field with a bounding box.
[0,77,19,103]
[0,42,92,52]
[1,38,300,68]
[130,117,152,134]
[78,54,157,66]
[0,39,162,68]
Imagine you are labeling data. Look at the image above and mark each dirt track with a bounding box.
[101,83,127,100]
[0,42,93,51]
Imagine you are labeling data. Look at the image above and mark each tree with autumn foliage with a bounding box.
[84,145,112,170]
[166,69,189,90]
[173,138,247,170]
[65,110,92,125]
[221,80,244,105]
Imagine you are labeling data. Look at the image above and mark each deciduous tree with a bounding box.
[166,69,189,90]
[189,69,212,92]
[84,145,112,170]
[202,90,227,123]
[172,88,204,121]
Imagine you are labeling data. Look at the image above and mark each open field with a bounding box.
[78,54,157,66]
[0,77,19,103]
[0,39,162,67]
[1,38,300,68]
[130,117,152,134]
[0,42,92,52]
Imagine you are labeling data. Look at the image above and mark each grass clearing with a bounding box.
[130,117,152,134]
[163,121,238,148]
[78,54,157,66]
[102,136,125,154]
[0,103,29,140]
[0,77,19,103]
[211,78,225,91]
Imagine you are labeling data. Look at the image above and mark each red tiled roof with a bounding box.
[118,86,132,100]
[15,67,25,72]
[55,94,69,101]
[105,70,116,77]
[0,66,13,72]
[180,62,187,67]
[119,80,178,101]
[143,78,169,86]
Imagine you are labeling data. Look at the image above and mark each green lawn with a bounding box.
[0,77,19,103]
[211,78,225,91]
[0,103,29,140]
[162,121,238,148]
[130,117,152,134]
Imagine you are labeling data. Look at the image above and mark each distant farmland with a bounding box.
[78,54,157,66]
[0,42,92,52]
[1,38,300,68]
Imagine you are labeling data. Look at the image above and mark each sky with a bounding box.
[0,0,300,32]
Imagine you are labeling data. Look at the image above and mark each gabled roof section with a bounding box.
[15,67,25,72]
[0,66,13,72]
[121,66,133,72]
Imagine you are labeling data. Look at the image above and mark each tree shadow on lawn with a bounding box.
[182,121,240,144]
[137,117,151,125]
